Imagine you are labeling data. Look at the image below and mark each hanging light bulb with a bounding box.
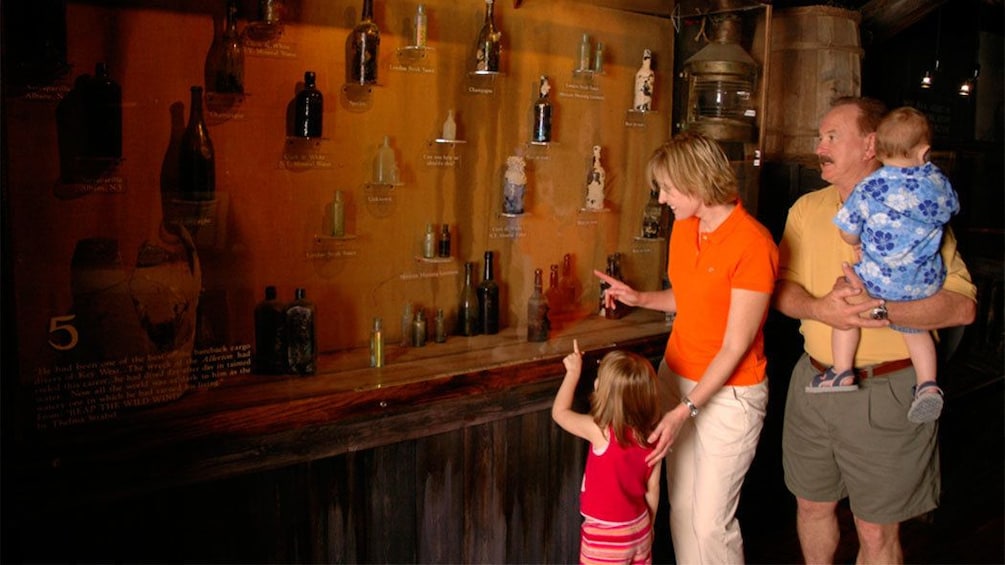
[959,65,980,97]
[921,9,943,90]
[920,70,933,89]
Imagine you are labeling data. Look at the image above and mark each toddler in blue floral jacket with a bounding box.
[807,106,959,425]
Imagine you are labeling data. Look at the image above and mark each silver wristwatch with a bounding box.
[871,303,889,321]
[681,396,700,418]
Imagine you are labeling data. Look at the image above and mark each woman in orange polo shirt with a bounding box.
[595,132,778,563]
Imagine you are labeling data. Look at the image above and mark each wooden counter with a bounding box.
[9,310,670,562]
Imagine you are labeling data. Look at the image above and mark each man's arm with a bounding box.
[841,263,976,330]
[773,277,887,331]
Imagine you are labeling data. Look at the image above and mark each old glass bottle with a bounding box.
[438,224,451,258]
[370,317,384,367]
[642,187,663,238]
[577,33,591,71]
[254,285,286,374]
[532,75,552,143]
[207,0,245,94]
[331,190,345,237]
[179,86,215,201]
[83,62,122,160]
[285,288,316,375]
[434,308,447,343]
[347,0,380,85]
[477,250,500,334]
[634,48,655,111]
[474,0,501,72]
[294,71,323,138]
[545,263,562,314]
[602,253,629,320]
[527,268,549,342]
[457,261,479,336]
[422,223,436,259]
[412,309,427,347]
[414,4,427,47]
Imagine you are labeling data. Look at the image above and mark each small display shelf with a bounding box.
[415,255,453,264]
[341,83,376,112]
[625,108,658,128]
[314,233,359,243]
[396,45,434,60]
[432,138,467,145]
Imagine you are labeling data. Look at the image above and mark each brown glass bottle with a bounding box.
[457,262,479,336]
[527,268,549,342]
[474,0,501,72]
[179,86,215,201]
[206,0,245,94]
[285,288,316,375]
[346,0,380,85]
[254,285,286,374]
[294,71,323,138]
[477,251,500,334]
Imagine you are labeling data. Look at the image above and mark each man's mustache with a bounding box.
[819,156,834,165]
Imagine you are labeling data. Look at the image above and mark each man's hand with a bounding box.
[815,263,888,330]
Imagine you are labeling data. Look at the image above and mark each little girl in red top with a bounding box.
[552,340,663,564]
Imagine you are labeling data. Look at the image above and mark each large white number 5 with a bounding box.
[48,315,79,351]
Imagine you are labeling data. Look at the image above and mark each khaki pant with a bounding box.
[659,361,768,564]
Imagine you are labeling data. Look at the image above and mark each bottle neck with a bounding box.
[484,1,494,25]
[465,263,474,285]
[361,0,374,21]
[189,88,204,123]
[483,255,494,281]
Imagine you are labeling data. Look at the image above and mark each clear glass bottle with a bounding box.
[438,224,451,258]
[414,4,427,47]
[423,223,436,259]
[285,288,316,375]
[332,190,345,237]
[207,0,245,94]
[370,317,384,367]
[347,0,380,85]
[457,261,479,336]
[634,48,655,111]
[441,109,457,140]
[83,62,122,160]
[474,0,501,72]
[412,309,427,347]
[527,268,549,342]
[593,42,605,73]
[477,250,500,334]
[642,187,662,238]
[577,33,591,71]
[179,86,215,201]
[246,0,285,42]
[294,71,323,138]
[533,75,552,143]
[254,285,286,374]
[373,136,398,184]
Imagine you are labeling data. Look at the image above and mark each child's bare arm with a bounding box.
[645,459,662,519]
[551,340,603,443]
[839,228,860,246]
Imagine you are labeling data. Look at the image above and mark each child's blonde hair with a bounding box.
[876,106,932,160]
[589,350,661,448]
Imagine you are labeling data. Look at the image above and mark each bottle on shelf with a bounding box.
[642,187,662,238]
[422,223,436,258]
[331,190,345,237]
[285,288,316,375]
[577,33,591,72]
[401,301,413,346]
[82,62,122,160]
[441,109,457,141]
[527,268,550,342]
[473,0,501,72]
[434,308,447,343]
[206,0,245,95]
[293,71,323,138]
[532,75,552,143]
[438,224,451,258]
[584,145,606,211]
[254,285,286,374]
[414,4,427,48]
[246,0,285,42]
[346,0,380,85]
[593,42,605,73]
[545,263,562,314]
[600,253,630,320]
[633,48,655,111]
[457,262,479,336]
[477,250,500,334]
[370,317,385,367]
[373,135,399,184]
[179,86,215,201]
[412,308,427,347]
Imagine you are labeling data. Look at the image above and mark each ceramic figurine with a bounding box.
[584,145,606,211]
[633,48,655,111]
[503,154,527,215]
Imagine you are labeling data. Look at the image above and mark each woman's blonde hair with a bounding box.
[875,106,932,160]
[646,131,737,206]
[590,350,661,448]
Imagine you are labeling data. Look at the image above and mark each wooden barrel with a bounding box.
[763,6,863,164]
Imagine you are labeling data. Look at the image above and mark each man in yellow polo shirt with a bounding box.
[773,97,977,564]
